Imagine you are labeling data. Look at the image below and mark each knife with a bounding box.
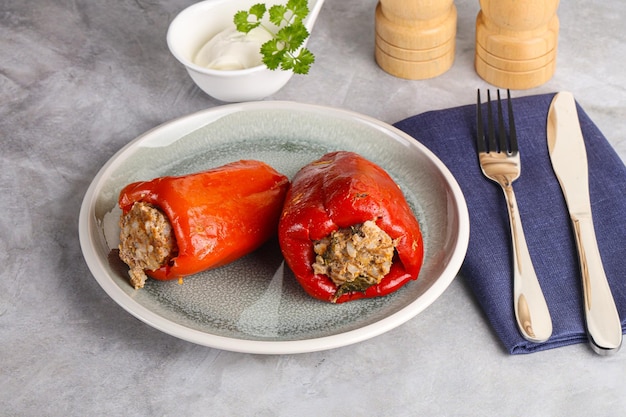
[547,91,622,355]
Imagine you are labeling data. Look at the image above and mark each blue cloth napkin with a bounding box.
[394,93,626,354]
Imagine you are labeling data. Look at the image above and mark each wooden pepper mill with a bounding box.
[375,0,457,80]
[475,0,560,89]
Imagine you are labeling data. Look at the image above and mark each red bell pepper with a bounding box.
[278,151,424,303]
[118,160,289,282]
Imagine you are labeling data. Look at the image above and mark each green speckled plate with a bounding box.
[79,101,469,354]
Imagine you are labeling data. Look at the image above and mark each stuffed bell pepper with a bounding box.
[117,160,289,289]
[278,151,424,303]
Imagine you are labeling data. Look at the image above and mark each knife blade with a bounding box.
[547,91,622,355]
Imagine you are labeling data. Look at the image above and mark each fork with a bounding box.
[476,89,553,343]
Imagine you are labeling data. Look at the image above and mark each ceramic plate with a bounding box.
[79,101,469,354]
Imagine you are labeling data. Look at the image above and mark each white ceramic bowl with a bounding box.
[167,0,324,102]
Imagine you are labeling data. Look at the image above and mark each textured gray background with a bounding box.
[1,0,625,415]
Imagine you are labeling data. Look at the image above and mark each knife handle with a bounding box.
[572,214,623,354]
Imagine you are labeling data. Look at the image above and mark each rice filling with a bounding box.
[118,202,177,289]
[312,220,396,299]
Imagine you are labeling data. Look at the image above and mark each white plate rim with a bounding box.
[78,101,470,354]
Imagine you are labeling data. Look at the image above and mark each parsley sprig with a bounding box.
[234,0,315,74]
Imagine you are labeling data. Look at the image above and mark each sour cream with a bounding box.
[194,27,273,70]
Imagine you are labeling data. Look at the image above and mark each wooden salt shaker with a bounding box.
[375,0,457,80]
[475,0,560,89]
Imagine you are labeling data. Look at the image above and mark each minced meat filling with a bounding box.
[312,220,396,297]
[118,202,177,289]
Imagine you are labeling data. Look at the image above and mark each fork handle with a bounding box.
[571,214,622,354]
[502,184,553,343]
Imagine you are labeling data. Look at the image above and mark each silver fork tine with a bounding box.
[507,89,518,153]
[476,90,486,153]
[496,90,507,153]
[486,90,497,152]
